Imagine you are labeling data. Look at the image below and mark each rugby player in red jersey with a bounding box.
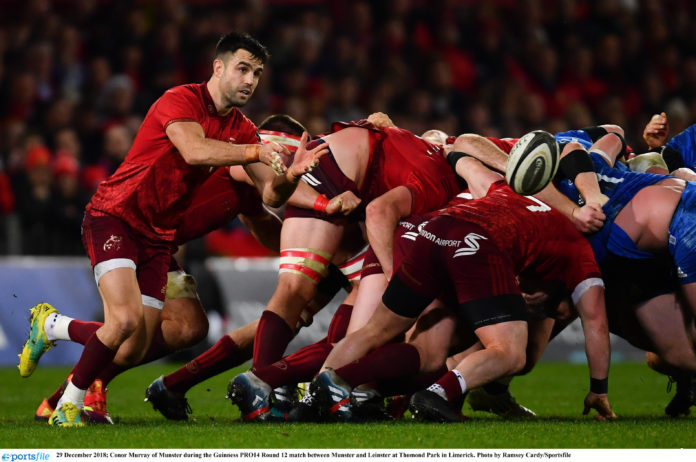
[228,118,462,416]
[18,32,328,427]
[310,152,616,423]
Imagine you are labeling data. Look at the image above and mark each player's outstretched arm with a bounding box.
[365,186,413,280]
[166,121,289,168]
[246,132,328,207]
[574,283,616,421]
[533,182,605,234]
[449,134,508,173]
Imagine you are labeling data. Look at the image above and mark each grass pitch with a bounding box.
[0,362,694,449]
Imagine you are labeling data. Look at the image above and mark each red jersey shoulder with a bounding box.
[152,84,207,128]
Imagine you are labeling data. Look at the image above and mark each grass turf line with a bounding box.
[0,362,694,449]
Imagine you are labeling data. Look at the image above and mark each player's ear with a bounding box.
[212,58,225,77]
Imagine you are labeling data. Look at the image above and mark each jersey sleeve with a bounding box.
[151,86,204,130]
[667,124,696,170]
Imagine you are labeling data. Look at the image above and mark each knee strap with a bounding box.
[555,149,594,182]
[279,248,331,284]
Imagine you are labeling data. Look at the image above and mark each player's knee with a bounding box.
[493,345,526,376]
[106,310,140,344]
[659,347,696,371]
[177,314,209,346]
[275,274,317,304]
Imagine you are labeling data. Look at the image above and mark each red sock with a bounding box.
[433,371,465,402]
[252,311,294,369]
[164,335,248,394]
[68,320,102,345]
[255,341,333,388]
[378,365,448,396]
[71,333,117,390]
[327,304,353,343]
[95,362,126,387]
[335,343,421,388]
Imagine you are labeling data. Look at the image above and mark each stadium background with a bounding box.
[1,0,694,366]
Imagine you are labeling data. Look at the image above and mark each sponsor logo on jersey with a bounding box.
[677,266,688,279]
[417,222,461,247]
[453,233,488,257]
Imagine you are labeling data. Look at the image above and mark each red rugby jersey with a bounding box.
[331,120,460,215]
[87,83,259,243]
[442,180,600,291]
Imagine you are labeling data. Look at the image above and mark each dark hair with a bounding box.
[258,114,308,137]
[215,31,269,64]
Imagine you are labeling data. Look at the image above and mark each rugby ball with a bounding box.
[505,130,559,196]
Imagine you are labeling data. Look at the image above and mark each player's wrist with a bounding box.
[244,144,261,163]
[590,377,608,394]
[313,194,329,213]
[286,168,302,184]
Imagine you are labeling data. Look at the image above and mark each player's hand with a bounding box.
[583,392,617,421]
[259,141,291,175]
[571,203,605,234]
[287,132,329,181]
[522,290,549,305]
[642,112,669,149]
[367,112,396,128]
[326,191,362,216]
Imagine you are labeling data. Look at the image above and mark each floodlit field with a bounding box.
[1,362,694,449]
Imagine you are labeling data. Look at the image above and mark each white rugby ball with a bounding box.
[505,130,559,196]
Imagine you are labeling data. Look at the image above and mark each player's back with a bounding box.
[443,181,597,284]
[364,126,460,214]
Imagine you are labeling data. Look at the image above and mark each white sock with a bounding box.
[56,382,86,409]
[452,370,468,394]
[44,313,74,341]
[427,383,449,401]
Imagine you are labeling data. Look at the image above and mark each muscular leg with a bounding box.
[634,294,696,371]
[254,217,345,368]
[321,301,416,373]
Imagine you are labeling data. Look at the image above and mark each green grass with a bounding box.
[0,362,694,449]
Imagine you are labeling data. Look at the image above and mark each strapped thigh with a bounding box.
[279,248,332,284]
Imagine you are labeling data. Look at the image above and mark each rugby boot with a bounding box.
[467,387,536,418]
[385,394,411,420]
[34,373,72,421]
[350,385,393,422]
[145,376,192,421]
[409,390,468,423]
[227,371,277,422]
[287,394,323,423]
[83,379,114,424]
[269,385,299,421]
[310,369,353,422]
[35,399,54,422]
[665,375,696,417]
[18,303,58,377]
[48,402,87,427]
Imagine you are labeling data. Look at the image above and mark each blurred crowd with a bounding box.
[2,0,696,255]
